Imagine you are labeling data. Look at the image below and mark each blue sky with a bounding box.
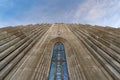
[0,0,120,28]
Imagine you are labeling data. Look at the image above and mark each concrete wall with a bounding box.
[0,24,120,80]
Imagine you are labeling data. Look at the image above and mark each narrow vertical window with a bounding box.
[49,42,69,80]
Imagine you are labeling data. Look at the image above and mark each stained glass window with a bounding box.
[49,42,69,80]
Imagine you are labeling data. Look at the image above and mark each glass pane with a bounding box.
[48,42,69,80]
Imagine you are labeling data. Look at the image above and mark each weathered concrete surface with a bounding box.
[0,24,120,80]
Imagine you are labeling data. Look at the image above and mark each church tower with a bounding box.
[0,24,120,80]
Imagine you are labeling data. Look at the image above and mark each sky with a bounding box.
[0,0,120,28]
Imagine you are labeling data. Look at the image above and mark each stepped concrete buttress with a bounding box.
[0,24,120,80]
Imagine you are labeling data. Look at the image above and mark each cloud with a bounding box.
[74,0,120,27]
[0,0,120,28]
[75,0,106,20]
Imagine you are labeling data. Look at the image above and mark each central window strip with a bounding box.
[49,42,69,80]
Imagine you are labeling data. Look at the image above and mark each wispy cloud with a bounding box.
[0,0,120,28]
[74,0,120,27]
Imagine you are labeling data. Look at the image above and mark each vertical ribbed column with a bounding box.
[0,24,51,80]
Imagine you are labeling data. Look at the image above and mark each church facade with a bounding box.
[0,24,120,80]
